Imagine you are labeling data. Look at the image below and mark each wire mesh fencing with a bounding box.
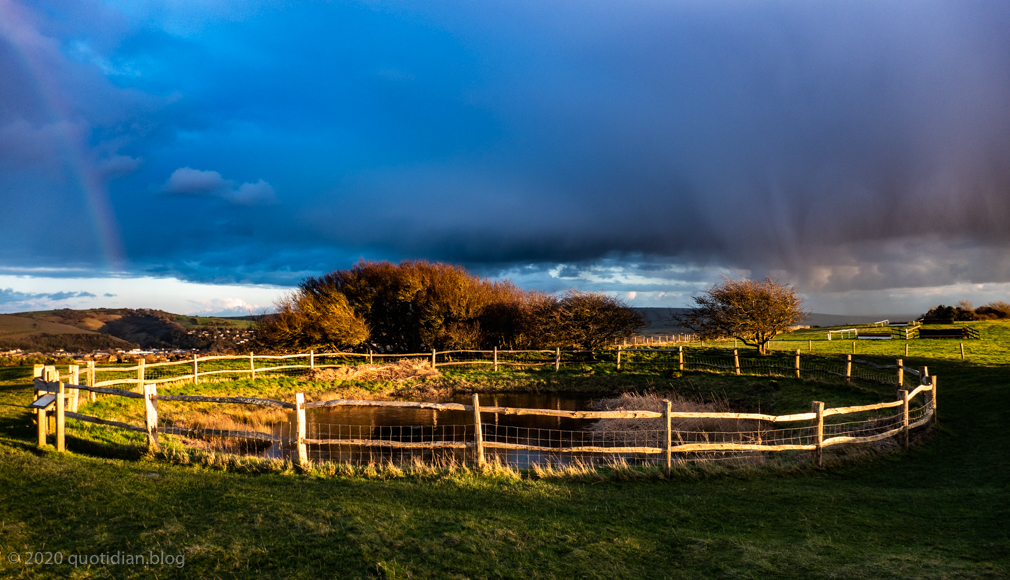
[36,349,936,473]
[45,388,937,471]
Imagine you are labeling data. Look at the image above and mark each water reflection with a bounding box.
[262,393,640,467]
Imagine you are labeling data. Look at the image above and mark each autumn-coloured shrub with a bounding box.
[257,260,644,352]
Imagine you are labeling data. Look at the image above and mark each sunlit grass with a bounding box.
[0,338,1007,578]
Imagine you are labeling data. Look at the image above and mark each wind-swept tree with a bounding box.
[544,291,645,350]
[676,277,807,355]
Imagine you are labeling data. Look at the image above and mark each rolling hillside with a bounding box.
[8,309,257,351]
[0,314,137,352]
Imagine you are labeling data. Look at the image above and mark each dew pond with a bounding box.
[254,392,649,467]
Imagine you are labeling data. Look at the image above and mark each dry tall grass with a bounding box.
[304,359,441,382]
[590,391,755,436]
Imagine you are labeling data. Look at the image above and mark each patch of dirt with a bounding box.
[304,359,441,382]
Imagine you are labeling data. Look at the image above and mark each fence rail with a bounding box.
[29,352,939,472]
[60,347,934,394]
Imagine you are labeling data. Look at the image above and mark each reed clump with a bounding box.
[589,391,755,436]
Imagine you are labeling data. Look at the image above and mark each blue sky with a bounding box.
[2,0,1010,316]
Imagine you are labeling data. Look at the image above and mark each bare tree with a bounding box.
[676,277,807,355]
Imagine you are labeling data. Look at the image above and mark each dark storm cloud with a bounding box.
[2,0,1010,297]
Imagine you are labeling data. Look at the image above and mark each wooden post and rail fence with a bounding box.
[29,354,938,473]
[53,346,950,392]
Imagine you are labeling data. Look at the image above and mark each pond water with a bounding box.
[258,392,647,467]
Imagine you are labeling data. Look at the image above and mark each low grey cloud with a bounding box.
[163,168,230,194]
[0,288,97,305]
[162,168,277,205]
[226,180,277,206]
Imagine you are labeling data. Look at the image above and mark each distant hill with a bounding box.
[0,313,137,352]
[9,309,258,352]
[633,308,921,335]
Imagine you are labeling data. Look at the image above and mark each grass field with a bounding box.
[0,324,1008,578]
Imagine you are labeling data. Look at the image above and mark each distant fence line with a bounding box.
[827,325,924,340]
[28,348,937,472]
[61,347,926,389]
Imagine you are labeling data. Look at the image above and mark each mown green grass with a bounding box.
[759,320,1009,364]
[1,347,1008,578]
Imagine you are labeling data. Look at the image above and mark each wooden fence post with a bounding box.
[87,361,96,402]
[56,380,65,452]
[137,358,145,388]
[795,349,801,379]
[144,383,160,451]
[369,350,373,364]
[845,354,852,383]
[960,342,964,361]
[37,401,47,447]
[616,346,621,371]
[664,399,672,477]
[431,349,437,369]
[905,342,909,357]
[896,359,903,388]
[733,350,740,375]
[32,368,45,446]
[555,347,560,372]
[310,350,315,369]
[295,393,308,468]
[250,352,256,379]
[472,394,485,466]
[68,364,80,412]
[899,389,910,450]
[678,346,684,372]
[494,346,498,372]
[851,341,855,354]
[808,339,812,353]
[192,355,198,385]
[812,400,824,467]
[929,375,938,420]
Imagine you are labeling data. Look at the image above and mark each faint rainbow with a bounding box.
[0,0,125,270]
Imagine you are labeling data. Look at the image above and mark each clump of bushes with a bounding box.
[924,300,1010,322]
[257,260,645,353]
[0,354,77,367]
[0,333,136,353]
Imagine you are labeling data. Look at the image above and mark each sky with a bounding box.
[2,0,1010,316]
